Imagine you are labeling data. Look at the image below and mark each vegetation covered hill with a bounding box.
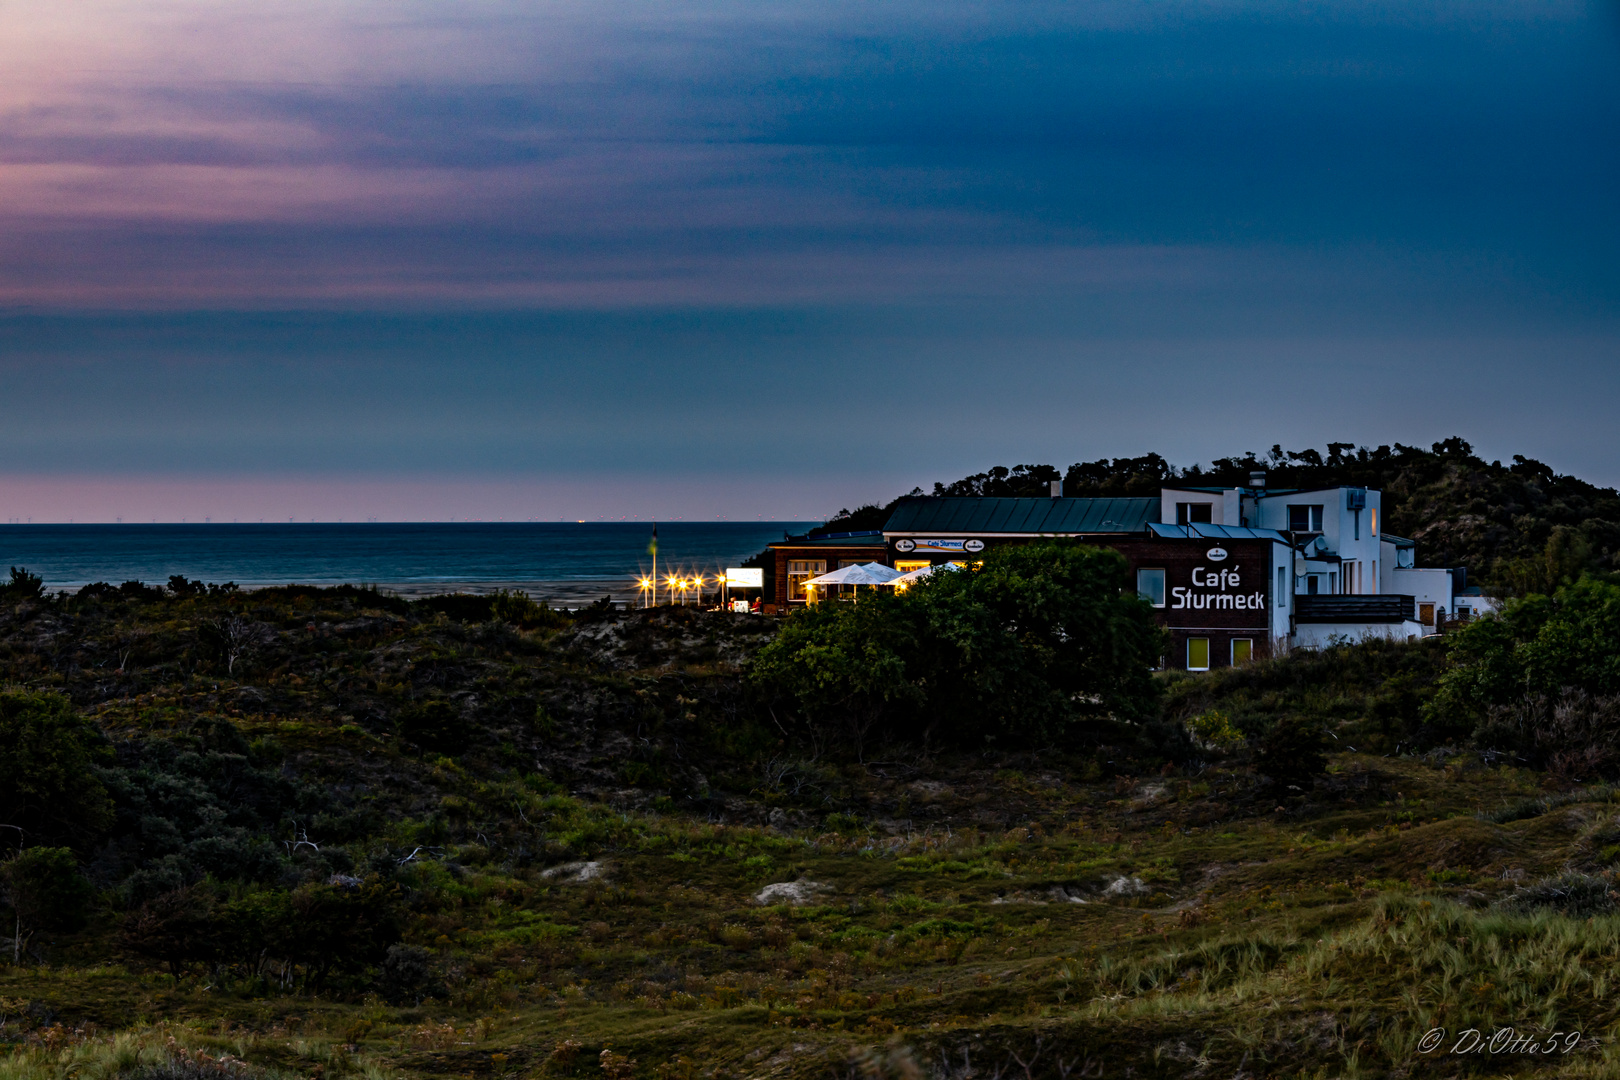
[6,573,1620,1078]
[820,439,1620,592]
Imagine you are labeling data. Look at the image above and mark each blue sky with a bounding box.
[1,0,1616,520]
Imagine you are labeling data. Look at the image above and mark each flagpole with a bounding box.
[651,523,658,607]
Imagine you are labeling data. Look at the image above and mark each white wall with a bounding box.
[1378,537,1416,591]
[1270,539,1294,646]
[1391,567,1453,633]
[1160,489,1224,525]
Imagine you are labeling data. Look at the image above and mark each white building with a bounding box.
[1161,476,1479,647]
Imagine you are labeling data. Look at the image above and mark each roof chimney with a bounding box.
[1248,470,1267,489]
[1050,480,1062,498]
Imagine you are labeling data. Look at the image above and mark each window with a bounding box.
[1371,507,1378,536]
[786,560,825,602]
[1288,504,1324,533]
[1187,637,1210,671]
[1276,566,1287,606]
[1329,571,1337,594]
[1176,502,1213,525]
[894,560,930,573]
[1419,602,1435,627]
[1231,638,1253,665]
[1137,568,1166,607]
[1307,575,1320,595]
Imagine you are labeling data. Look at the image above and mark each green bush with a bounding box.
[489,589,570,630]
[1430,577,1620,766]
[0,691,113,847]
[1164,637,1448,753]
[1186,710,1246,753]
[749,541,1166,754]
[1,846,94,953]
[1252,717,1329,790]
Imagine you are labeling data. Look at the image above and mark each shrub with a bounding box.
[1432,577,1620,726]
[1,846,94,956]
[378,943,443,1004]
[1431,578,1620,770]
[1508,872,1619,917]
[1164,637,1448,753]
[398,699,464,754]
[749,541,1166,755]
[0,691,113,846]
[490,589,570,630]
[1186,710,1246,753]
[1252,718,1328,790]
[121,885,219,974]
[1,566,44,601]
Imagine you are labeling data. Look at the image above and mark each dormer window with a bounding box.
[1176,502,1213,525]
[1288,504,1323,532]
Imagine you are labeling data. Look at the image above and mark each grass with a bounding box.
[5,593,1620,1077]
[10,755,1620,1077]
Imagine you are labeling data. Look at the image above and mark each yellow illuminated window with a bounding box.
[894,561,930,573]
[786,560,825,602]
[1231,638,1252,665]
[1187,637,1210,671]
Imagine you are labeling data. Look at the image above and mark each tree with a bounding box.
[120,885,218,975]
[1,847,93,962]
[1430,577,1620,765]
[909,541,1167,742]
[0,692,112,848]
[747,595,922,758]
[750,541,1166,754]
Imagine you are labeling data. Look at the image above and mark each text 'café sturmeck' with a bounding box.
[768,474,1494,671]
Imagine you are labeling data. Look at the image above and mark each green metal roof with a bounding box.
[771,533,888,548]
[883,497,1158,535]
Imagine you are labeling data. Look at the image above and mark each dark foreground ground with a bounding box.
[0,586,1615,1080]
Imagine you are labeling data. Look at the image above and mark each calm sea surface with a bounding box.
[0,522,816,604]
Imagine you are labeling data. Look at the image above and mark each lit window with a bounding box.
[1137,568,1166,607]
[894,561,930,573]
[1371,507,1378,536]
[1419,603,1435,627]
[1231,638,1252,665]
[1187,637,1210,671]
[786,560,825,602]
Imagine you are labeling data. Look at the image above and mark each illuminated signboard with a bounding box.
[893,538,984,554]
[725,568,764,588]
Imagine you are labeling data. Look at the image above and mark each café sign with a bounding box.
[1171,563,1266,611]
[894,538,984,554]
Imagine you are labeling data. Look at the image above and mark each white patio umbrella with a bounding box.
[802,562,904,587]
[801,562,903,601]
[885,562,963,587]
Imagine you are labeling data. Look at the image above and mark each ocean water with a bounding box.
[0,522,815,605]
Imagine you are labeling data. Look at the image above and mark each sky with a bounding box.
[1,0,1618,521]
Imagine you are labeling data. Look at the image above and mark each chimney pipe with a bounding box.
[1249,470,1267,489]
[1050,480,1062,498]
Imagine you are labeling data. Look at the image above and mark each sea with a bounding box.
[0,522,816,606]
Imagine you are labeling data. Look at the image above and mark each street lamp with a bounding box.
[638,577,652,609]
